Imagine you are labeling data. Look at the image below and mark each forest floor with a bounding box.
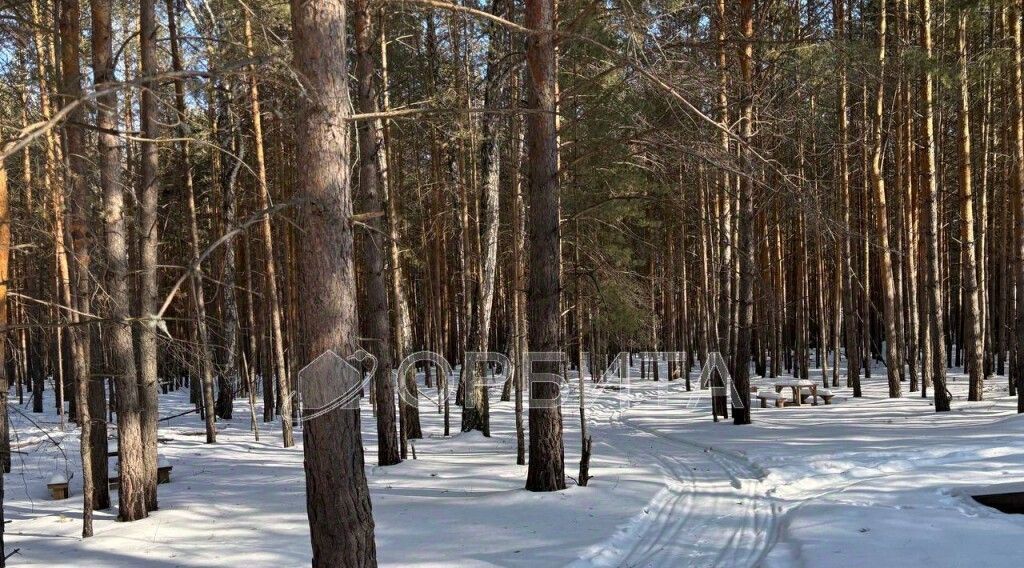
[5,359,1024,567]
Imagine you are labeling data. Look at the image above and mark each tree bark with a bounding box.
[1,139,11,560]
[871,0,904,397]
[91,0,148,522]
[61,0,109,532]
[524,0,566,492]
[835,0,862,395]
[716,0,731,359]
[138,0,161,512]
[512,105,527,466]
[168,0,218,441]
[378,16,420,443]
[1013,0,1024,413]
[353,0,400,466]
[463,0,508,435]
[29,0,60,417]
[957,7,985,401]
[216,116,241,421]
[733,0,755,425]
[244,13,294,448]
[378,21,417,440]
[290,0,377,564]
[920,0,950,411]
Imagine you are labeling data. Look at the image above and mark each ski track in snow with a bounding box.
[9,362,1024,567]
[567,370,1024,568]
[571,383,779,568]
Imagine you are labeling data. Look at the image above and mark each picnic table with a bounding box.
[774,378,818,406]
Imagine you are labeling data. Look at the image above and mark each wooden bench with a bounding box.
[48,475,69,500]
[756,391,788,408]
[800,388,834,405]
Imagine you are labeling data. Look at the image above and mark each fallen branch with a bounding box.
[158,408,198,422]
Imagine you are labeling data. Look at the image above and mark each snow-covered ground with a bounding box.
[5,359,1024,567]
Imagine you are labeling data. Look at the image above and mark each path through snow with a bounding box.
[5,360,1024,567]
[573,379,778,567]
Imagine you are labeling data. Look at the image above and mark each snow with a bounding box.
[773,379,815,387]
[5,359,1024,567]
[47,474,67,486]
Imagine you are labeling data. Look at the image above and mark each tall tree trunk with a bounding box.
[512,108,527,466]
[899,0,921,394]
[837,0,861,395]
[217,120,242,420]
[871,0,903,397]
[463,0,508,435]
[245,14,294,448]
[61,0,109,532]
[716,0,731,359]
[732,0,755,425]
[241,239,261,440]
[169,0,218,442]
[711,0,731,419]
[29,0,60,416]
[138,0,161,512]
[524,0,566,492]
[1,139,11,561]
[921,0,950,411]
[353,0,400,466]
[91,0,148,522]
[1013,0,1024,413]
[290,1,377,565]
[239,13,270,426]
[17,81,32,415]
[379,18,420,442]
[957,7,985,401]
